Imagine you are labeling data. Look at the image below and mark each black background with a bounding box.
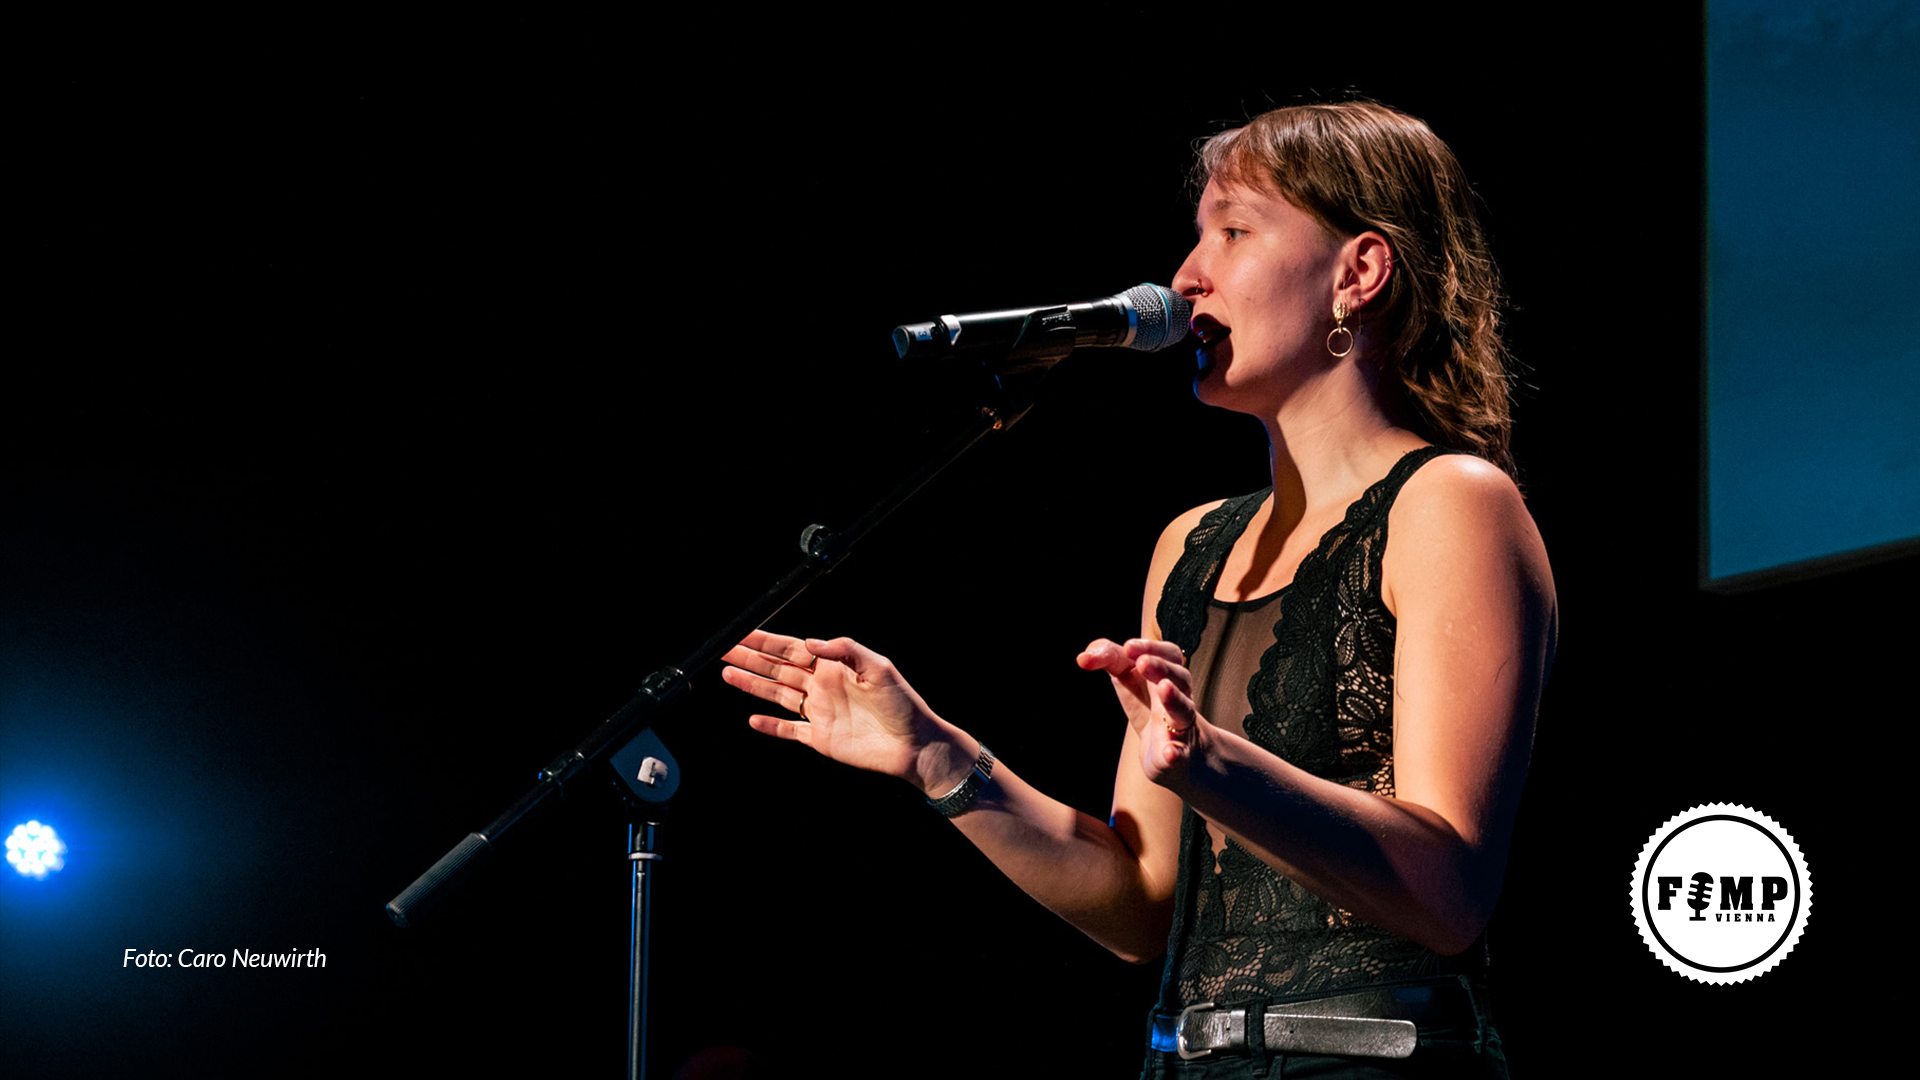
[4,8,1900,1077]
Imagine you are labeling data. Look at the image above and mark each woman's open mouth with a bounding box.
[1192,317,1229,373]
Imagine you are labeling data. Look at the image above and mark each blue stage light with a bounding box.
[6,821,67,878]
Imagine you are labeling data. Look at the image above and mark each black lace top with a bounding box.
[1152,446,1486,1010]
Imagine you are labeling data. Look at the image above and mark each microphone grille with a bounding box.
[1124,284,1191,352]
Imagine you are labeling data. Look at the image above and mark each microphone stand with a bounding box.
[386,357,1057,1080]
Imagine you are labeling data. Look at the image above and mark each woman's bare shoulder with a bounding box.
[1392,453,1535,529]
[1384,452,1555,622]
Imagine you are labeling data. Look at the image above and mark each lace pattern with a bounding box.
[1152,447,1479,1007]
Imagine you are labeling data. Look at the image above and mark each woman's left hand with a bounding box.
[1120,638,1210,785]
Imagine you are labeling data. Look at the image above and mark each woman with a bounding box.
[723,100,1554,1078]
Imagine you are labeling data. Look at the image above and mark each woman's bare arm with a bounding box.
[721,502,1215,962]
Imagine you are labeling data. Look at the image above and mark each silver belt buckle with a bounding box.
[1175,1001,1245,1061]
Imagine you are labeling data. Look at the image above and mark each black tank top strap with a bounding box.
[1155,488,1270,661]
[1351,444,1459,544]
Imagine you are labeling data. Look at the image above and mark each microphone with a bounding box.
[891,283,1190,367]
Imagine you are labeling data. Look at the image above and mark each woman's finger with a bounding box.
[1125,638,1188,666]
[804,636,880,676]
[1153,676,1198,735]
[738,629,821,670]
[747,713,816,745]
[1135,654,1193,696]
[1076,638,1139,678]
[722,644,811,689]
[721,665,809,715]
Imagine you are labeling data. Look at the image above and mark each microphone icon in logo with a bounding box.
[1686,872,1714,921]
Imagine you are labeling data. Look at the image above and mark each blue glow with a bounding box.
[6,820,68,878]
[1706,0,1920,581]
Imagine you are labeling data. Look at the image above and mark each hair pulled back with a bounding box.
[1197,101,1516,478]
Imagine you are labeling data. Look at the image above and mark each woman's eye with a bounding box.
[1223,228,1247,241]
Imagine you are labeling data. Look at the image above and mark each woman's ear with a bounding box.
[1337,231,1394,311]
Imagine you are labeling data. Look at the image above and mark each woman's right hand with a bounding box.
[722,630,976,797]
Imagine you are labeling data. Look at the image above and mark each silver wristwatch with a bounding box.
[926,745,995,818]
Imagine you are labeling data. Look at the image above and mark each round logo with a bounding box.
[1631,804,1810,983]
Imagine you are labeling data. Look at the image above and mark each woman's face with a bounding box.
[1173,178,1347,414]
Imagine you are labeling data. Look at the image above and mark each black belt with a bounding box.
[1149,978,1483,1061]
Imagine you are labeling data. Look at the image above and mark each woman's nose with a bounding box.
[1172,247,1207,297]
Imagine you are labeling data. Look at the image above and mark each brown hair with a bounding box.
[1196,100,1517,479]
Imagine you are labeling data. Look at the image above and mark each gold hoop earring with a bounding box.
[1326,301,1355,358]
